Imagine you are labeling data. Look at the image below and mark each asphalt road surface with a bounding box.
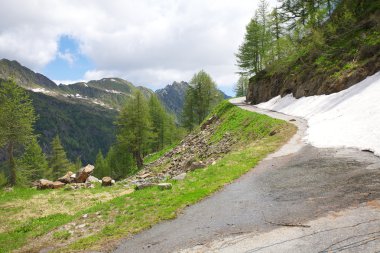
[114,98,380,253]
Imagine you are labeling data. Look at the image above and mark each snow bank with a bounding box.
[257,71,380,155]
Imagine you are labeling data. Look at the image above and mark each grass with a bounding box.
[0,101,296,253]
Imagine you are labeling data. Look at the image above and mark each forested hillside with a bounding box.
[30,91,117,164]
[234,0,380,103]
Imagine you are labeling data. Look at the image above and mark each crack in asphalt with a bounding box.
[240,219,380,253]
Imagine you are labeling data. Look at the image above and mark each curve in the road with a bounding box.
[114,98,380,253]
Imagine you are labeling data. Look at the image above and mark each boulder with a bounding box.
[157,183,172,190]
[201,115,217,130]
[86,175,101,183]
[58,171,74,184]
[52,181,65,189]
[172,173,187,181]
[134,182,155,190]
[75,164,95,183]
[190,161,206,171]
[36,179,54,189]
[101,176,114,186]
[36,179,64,189]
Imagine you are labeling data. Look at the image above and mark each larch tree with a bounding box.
[0,79,37,186]
[49,135,72,179]
[182,70,222,130]
[148,94,168,152]
[116,90,151,168]
[17,136,49,184]
[236,18,263,75]
[234,76,250,97]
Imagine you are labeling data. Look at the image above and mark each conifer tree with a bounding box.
[0,79,36,185]
[18,137,49,183]
[116,90,151,168]
[182,70,222,130]
[148,94,167,152]
[49,135,72,179]
[94,150,109,178]
[234,76,249,97]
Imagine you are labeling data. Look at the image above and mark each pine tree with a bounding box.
[234,76,249,97]
[74,157,82,171]
[17,137,49,184]
[105,146,135,179]
[49,135,72,179]
[236,18,263,75]
[181,86,196,131]
[94,150,110,178]
[148,95,167,152]
[182,70,222,130]
[0,79,37,185]
[116,90,151,169]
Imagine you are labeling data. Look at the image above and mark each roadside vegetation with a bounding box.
[234,0,380,96]
[0,101,296,252]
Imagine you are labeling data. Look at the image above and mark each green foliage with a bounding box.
[17,137,49,184]
[94,150,109,178]
[0,213,72,252]
[49,135,73,179]
[53,230,71,240]
[116,90,151,169]
[182,70,223,130]
[0,79,37,185]
[30,91,117,164]
[0,172,7,187]
[234,76,249,97]
[238,0,380,86]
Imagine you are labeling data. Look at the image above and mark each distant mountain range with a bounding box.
[0,59,229,163]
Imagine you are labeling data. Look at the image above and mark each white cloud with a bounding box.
[58,50,75,65]
[0,0,278,94]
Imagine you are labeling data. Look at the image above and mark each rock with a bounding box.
[101,176,114,186]
[201,115,217,130]
[269,130,277,136]
[190,161,206,171]
[58,171,74,184]
[75,164,95,183]
[289,119,296,122]
[76,224,86,229]
[157,183,172,190]
[137,173,152,179]
[36,179,55,189]
[82,214,88,219]
[135,182,155,190]
[172,173,187,181]
[212,161,217,165]
[52,181,65,189]
[86,175,100,183]
[4,187,13,192]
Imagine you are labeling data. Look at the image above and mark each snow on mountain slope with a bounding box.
[257,71,380,155]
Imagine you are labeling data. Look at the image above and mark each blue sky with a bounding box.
[43,36,93,83]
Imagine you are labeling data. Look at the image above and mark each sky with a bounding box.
[0,0,277,96]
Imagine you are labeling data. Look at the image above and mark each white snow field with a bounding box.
[256,71,380,155]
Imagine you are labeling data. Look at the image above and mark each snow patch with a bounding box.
[31,88,46,93]
[105,89,121,94]
[257,71,380,156]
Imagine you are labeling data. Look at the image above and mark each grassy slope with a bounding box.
[0,101,296,253]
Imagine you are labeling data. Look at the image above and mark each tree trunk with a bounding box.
[134,152,143,169]
[8,142,16,186]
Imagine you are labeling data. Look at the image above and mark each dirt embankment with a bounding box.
[247,9,380,104]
